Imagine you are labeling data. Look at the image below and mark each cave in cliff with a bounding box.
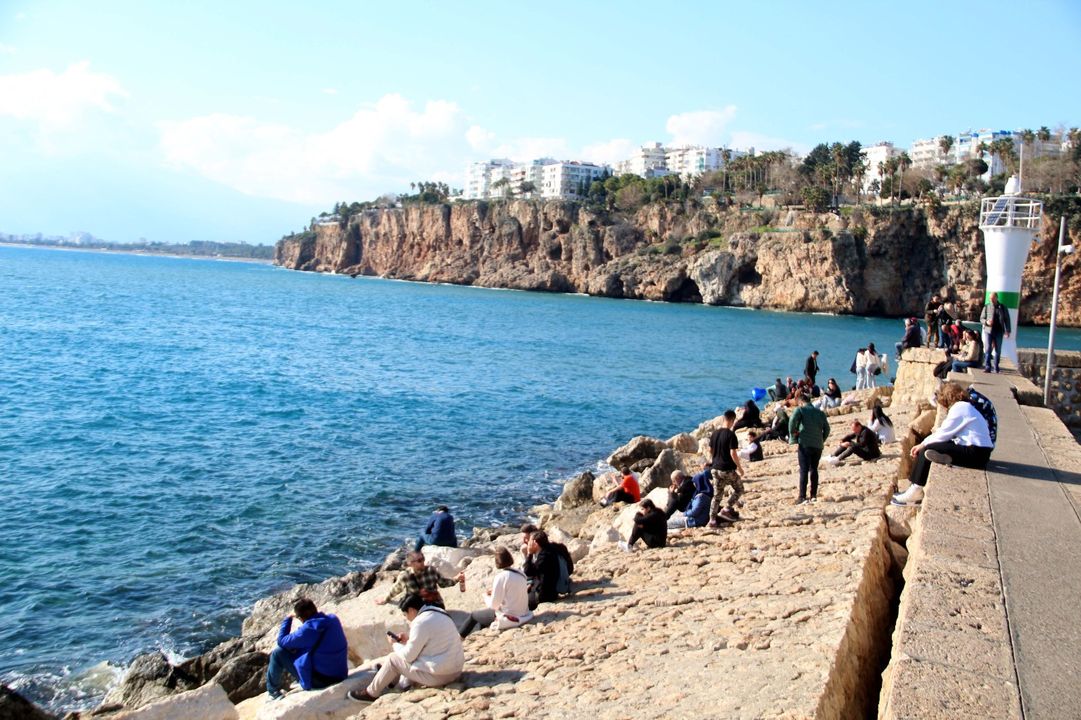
[667,278,703,303]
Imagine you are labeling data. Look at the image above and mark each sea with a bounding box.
[2,244,1078,713]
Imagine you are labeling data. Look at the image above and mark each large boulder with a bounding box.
[638,449,679,495]
[110,683,237,720]
[100,652,196,711]
[554,470,595,510]
[420,545,483,578]
[210,652,268,704]
[667,433,698,453]
[234,669,375,720]
[606,436,666,469]
[177,637,257,688]
[0,683,53,720]
[241,571,376,638]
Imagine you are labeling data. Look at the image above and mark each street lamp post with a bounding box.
[1044,216,1075,406]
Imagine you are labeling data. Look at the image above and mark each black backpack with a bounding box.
[967,388,997,445]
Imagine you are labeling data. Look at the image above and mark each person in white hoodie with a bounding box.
[458,548,533,637]
[349,593,465,703]
[892,382,993,507]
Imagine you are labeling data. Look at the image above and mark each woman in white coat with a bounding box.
[458,548,533,637]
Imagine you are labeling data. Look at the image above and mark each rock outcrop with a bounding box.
[275,200,1081,326]
[0,683,54,720]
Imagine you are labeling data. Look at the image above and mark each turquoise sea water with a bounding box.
[1,244,1078,712]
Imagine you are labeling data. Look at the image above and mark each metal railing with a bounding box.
[979,196,1043,230]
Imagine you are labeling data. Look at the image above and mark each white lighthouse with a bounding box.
[978,175,1042,364]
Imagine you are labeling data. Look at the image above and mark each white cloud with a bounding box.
[0,43,16,55]
[580,138,637,166]
[665,106,738,146]
[159,94,478,204]
[0,61,127,129]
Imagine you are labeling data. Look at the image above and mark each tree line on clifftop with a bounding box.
[282,130,1081,242]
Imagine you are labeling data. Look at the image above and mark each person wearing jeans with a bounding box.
[980,293,1011,373]
[789,394,830,504]
[266,598,348,700]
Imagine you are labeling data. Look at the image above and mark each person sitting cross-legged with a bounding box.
[600,467,641,507]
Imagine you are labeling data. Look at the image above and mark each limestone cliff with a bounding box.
[274,200,1080,326]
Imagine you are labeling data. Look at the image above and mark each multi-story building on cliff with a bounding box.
[539,161,609,199]
[614,142,746,180]
[465,159,515,199]
[614,143,670,178]
[861,142,900,192]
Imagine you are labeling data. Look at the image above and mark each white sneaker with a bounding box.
[618,541,634,553]
[891,484,924,506]
[826,456,841,466]
[396,676,412,692]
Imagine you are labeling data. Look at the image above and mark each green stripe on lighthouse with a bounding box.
[986,291,1020,309]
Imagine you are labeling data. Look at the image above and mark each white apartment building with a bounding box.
[909,136,950,169]
[464,159,514,200]
[615,142,669,177]
[862,142,899,192]
[539,161,609,199]
[665,146,726,179]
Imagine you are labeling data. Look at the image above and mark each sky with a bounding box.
[1,0,1079,245]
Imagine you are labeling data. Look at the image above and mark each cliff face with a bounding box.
[274,200,1080,326]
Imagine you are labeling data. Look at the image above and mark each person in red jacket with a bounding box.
[600,467,641,506]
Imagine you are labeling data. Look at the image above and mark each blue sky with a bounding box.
[1,0,1079,244]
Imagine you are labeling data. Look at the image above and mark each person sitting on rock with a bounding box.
[869,404,896,444]
[349,593,464,704]
[768,377,787,402]
[266,598,348,701]
[949,329,982,374]
[414,505,458,552]
[518,523,539,558]
[664,470,695,519]
[815,378,843,409]
[620,498,667,551]
[732,399,764,431]
[600,467,641,507]
[376,551,464,610]
[458,548,533,637]
[892,382,994,507]
[895,317,922,360]
[523,530,570,605]
[826,419,882,465]
[757,402,790,443]
[737,431,764,462]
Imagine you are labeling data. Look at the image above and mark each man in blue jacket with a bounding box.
[266,597,349,700]
[414,505,458,551]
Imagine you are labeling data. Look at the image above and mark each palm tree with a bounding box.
[1037,126,1052,143]
[897,152,912,205]
[938,135,955,164]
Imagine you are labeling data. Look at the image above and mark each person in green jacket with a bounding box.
[789,393,830,504]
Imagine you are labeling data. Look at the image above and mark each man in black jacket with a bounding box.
[826,420,881,465]
[804,351,820,385]
[664,470,695,519]
[523,531,572,604]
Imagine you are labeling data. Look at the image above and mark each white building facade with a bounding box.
[464,158,608,200]
[614,142,669,178]
[539,161,609,199]
[862,142,900,192]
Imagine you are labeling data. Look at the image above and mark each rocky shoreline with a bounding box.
[4,373,927,720]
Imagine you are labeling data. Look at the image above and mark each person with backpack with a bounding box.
[458,548,532,637]
[266,598,348,701]
[620,498,667,551]
[892,382,995,507]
